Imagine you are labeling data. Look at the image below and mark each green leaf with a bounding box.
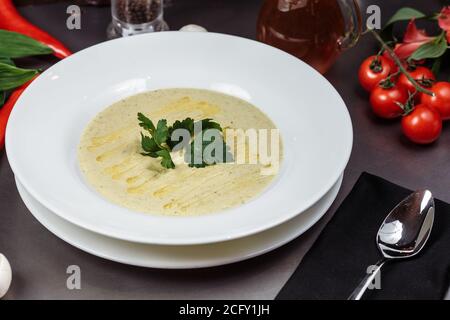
[0,30,53,58]
[384,7,426,28]
[198,119,222,132]
[167,117,194,149]
[0,56,14,66]
[140,133,160,153]
[155,149,175,169]
[409,36,448,61]
[0,62,38,91]
[154,119,169,146]
[431,56,442,75]
[169,117,194,135]
[138,112,155,133]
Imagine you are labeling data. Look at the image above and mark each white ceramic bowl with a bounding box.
[6,32,352,245]
[16,176,342,269]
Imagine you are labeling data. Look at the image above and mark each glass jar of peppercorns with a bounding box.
[108,0,169,38]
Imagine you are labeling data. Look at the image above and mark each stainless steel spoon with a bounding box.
[348,190,435,300]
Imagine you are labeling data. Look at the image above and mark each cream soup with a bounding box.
[78,88,281,215]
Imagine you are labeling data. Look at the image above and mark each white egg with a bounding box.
[179,24,208,32]
[0,253,12,299]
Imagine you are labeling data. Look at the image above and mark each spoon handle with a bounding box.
[348,258,387,300]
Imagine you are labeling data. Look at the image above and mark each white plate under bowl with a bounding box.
[15,175,342,269]
[6,32,352,245]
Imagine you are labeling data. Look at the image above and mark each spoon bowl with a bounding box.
[377,190,435,259]
[348,190,435,300]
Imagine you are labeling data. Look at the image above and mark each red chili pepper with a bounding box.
[0,77,36,149]
[0,0,72,59]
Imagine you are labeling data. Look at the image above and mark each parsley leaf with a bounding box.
[170,117,195,135]
[138,112,156,134]
[139,114,173,168]
[156,149,175,169]
[140,133,159,154]
[198,119,222,132]
[154,119,169,147]
[167,117,194,149]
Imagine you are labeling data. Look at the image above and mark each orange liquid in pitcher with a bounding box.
[257,0,346,74]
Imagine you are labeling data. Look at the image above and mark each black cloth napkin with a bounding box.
[276,172,450,300]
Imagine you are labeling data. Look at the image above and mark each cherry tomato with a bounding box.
[398,66,435,101]
[370,84,408,119]
[421,82,450,120]
[401,105,442,144]
[358,55,393,92]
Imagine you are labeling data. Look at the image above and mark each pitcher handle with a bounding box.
[337,0,362,50]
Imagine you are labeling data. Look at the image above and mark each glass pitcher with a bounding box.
[257,0,362,74]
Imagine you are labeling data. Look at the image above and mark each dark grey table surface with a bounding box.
[0,0,449,299]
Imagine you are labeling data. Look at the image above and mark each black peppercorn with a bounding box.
[116,0,161,24]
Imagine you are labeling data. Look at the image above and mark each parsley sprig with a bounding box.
[138,113,175,169]
[137,113,233,169]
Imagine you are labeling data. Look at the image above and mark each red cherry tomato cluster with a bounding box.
[359,55,450,144]
[358,55,393,91]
